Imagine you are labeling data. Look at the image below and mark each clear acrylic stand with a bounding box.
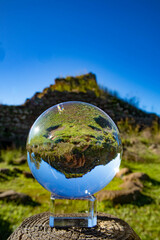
[49,193,97,228]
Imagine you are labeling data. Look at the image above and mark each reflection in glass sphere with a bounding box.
[27,101,122,198]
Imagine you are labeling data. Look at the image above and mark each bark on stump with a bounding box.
[8,212,141,240]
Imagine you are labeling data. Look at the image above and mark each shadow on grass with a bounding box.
[149,178,160,186]
[99,192,153,209]
[0,174,8,181]
[0,215,12,240]
[3,198,41,207]
[0,193,41,207]
[130,193,153,207]
[112,193,153,207]
[131,176,160,206]
[20,199,41,207]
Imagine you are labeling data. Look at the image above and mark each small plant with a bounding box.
[151,118,159,135]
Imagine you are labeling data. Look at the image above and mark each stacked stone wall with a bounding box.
[0,89,158,148]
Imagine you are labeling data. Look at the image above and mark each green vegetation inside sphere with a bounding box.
[27,101,122,178]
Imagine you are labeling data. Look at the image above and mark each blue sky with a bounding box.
[0,0,160,115]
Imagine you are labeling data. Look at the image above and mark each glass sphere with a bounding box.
[27,101,122,198]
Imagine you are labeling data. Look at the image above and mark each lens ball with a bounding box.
[27,101,122,198]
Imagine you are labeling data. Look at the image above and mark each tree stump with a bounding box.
[8,212,141,240]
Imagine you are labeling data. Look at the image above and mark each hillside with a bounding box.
[0,72,159,148]
[1,73,160,240]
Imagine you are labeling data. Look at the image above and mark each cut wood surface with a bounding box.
[8,212,141,240]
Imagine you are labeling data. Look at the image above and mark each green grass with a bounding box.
[0,149,23,165]
[97,161,160,240]
[0,149,160,240]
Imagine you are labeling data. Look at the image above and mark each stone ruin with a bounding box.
[0,72,159,148]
